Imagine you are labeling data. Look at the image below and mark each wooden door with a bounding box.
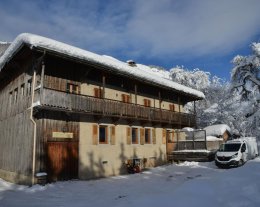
[166,130,175,160]
[46,141,78,182]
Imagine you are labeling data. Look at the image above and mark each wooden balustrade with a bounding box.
[40,88,196,126]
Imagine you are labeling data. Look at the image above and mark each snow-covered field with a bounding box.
[1,159,260,207]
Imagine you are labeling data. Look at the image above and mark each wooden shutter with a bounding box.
[169,104,175,111]
[94,88,100,98]
[148,100,151,107]
[110,126,116,145]
[127,95,130,103]
[144,99,147,107]
[162,129,166,144]
[140,128,145,145]
[122,94,126,102]
[92,124,98,145]
[152,128,156,144]
[123,95,130,103]
[126,127,131,145]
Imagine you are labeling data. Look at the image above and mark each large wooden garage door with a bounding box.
[47,141,78,182]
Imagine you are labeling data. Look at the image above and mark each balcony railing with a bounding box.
[39,88,196,126]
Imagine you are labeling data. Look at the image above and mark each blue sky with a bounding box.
[1,0,260,80]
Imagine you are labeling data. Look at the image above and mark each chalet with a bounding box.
[0,33,204,185]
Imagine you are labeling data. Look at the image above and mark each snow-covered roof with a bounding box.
[0,33,204,99]
[203,124,231,136]
[181,127,194,132]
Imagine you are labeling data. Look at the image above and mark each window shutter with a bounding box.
[94,88,99,98]
[140,128,145,145]
[162,129,166,144]
[152,128,156,144]
[148,100,151,107]
[92,124,98,145]
[110,126,116,145]
[122,94,126,102]
[126,127,131,145]
[144,99,147,107]
[170,104,175,111]
[126,95,130,103]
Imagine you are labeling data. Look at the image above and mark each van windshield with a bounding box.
[219,143,241,152]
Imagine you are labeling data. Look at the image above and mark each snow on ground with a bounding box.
[1,158,260,207]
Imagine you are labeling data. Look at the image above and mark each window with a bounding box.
[132,128,139,144]
[27,79,32,95]
[94,88,103,98]
[67,83,79,94]
[21,84,25,97]
[169,104,175,111]
[145,128,151,144]
[9,91,13,105]
[122,94,131,103]
[14,88,18,103]
[99,125,108,144]
[144,99,151,107]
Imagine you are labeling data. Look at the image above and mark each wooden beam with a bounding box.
[102,75,106,99]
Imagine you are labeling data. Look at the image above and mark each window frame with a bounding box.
[122,94,131,103]
[144,128,152,144]
[20,83,25,97]
[99,125,109,144]
[67,83,79,94]
[27,79,32,96]
[14,88,18,103]
[143,98,151,107]
[131,127,140,144]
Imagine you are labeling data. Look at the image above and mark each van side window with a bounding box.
[241,143,246,152]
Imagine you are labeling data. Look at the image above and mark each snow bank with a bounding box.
[204,124,231,136]
[1,159,260,207]
[0,33,204,99]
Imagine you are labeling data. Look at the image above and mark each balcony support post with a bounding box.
[159,91,162,122]
[102,75,106,115]
[134,83,137,118]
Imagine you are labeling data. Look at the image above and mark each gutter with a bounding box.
[30,68,37,185]
[30,54,45,185]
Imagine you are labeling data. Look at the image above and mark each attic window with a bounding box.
[127,60,136,67]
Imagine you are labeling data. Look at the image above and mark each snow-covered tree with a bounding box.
[231,43,260,100]
[170,66,210,91]
[170,66,229,128]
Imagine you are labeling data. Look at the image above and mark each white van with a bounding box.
[215,137,258,168]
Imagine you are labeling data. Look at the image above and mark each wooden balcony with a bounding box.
[39,88,196,126]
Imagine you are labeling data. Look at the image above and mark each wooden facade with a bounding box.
[0,34,203,185]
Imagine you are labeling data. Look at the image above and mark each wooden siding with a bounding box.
[0,56,36,180]
[0,111,33,176]
[40,88,196,126]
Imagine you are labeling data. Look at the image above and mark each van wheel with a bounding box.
[238,159,244,167]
